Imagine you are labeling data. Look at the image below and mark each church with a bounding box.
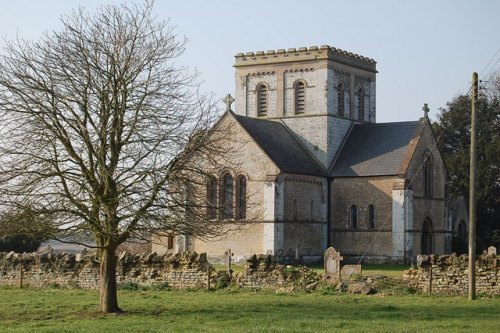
[154,45,455,264]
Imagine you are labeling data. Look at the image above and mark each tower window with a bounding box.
[294,81,306,114]
[257,84,268,116]
[337,82,345,117]
[293,199,298,221]
[167,235,174,250]
[358,87,365,121]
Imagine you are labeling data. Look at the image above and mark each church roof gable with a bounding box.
[231,113,325,176]
[331,120,421,177]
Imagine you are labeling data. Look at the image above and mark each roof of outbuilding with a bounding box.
[232,113,325,176]
[331,120,423,177]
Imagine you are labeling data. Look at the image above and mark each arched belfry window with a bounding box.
[350,205,358,229]
[337,82,345,117]
[421,218,434,254]
[236,175,247,220]
[367,204,375,229]
[257,84,268,116]
[220,173,234,219]
[358,87,365,121]
[206,176,217,219]
[423,151,433,198]
[294,81,306,114]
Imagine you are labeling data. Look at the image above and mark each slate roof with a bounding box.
[232,114,325,176]
[331,120,422,177]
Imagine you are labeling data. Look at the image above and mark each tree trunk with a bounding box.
[99,246,122,313]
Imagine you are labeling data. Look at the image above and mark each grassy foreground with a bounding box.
[0,286,499,333]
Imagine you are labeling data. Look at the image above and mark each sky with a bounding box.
[1,0,499,122]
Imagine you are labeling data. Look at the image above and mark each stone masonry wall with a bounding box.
[0,251,212,290]
[403,253,499,295]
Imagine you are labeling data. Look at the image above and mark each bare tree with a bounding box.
[0,1,230,313]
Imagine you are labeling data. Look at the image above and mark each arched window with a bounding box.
[310,200,314,221]
[206,176,217,219]
[257,84,268,116]
[358,87,365,121]
[220,173,233,219]
[350,205,358,229]
[293,199,298,221]
[294,81,306,114]
[236,175,247,220]
[423,152,433,198]
[457,220,466,239]
[421,218,433,254]
[337,82,345,117]
[367,204,375,229]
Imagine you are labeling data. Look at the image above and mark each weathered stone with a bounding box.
[347,282,373,295]
[341,264,362,278]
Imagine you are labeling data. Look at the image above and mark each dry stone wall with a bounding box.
[0,251,211,290]
[403,253,499,295]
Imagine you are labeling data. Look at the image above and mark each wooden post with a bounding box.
[226,249,233,280]
[468,72,478,301]
[19,266,23,289]
[207,265,211,290]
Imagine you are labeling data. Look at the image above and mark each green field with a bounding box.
[0,286,498,332]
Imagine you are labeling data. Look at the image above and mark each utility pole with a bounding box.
[468,72,478,301]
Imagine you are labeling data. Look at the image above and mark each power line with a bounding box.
[479,45,500,78]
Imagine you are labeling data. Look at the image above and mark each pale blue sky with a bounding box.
[1,0,499,122]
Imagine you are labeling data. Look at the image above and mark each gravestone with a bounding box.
[341,264,362,278]
[487,246,497,256]
[324,247,343,277]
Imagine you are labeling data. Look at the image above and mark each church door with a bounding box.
[421,218,433,254]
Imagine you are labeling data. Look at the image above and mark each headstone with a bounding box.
[341,264,362,278]
[324,247,343,277]
[487,246,497,256]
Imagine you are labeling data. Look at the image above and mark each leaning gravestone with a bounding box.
[487,246,497,256]
[324,247,343,277]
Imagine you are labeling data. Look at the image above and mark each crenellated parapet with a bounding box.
[235,45,377,73]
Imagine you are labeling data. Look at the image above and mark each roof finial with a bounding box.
[422,103,430,118]
[224,94,235,112]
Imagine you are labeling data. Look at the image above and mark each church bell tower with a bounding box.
[233,45,377,169]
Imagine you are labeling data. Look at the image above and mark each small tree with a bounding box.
[0,1,229,313]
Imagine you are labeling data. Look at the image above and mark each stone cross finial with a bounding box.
[224,94,235,111]
[422,103,430,118]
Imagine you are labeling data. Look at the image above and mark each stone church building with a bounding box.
[154,45,455,264]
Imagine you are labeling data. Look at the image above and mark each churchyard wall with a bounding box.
[0,251,211,290]
[403,252,499,295]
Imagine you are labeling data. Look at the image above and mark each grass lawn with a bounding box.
[0,286,498,332]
